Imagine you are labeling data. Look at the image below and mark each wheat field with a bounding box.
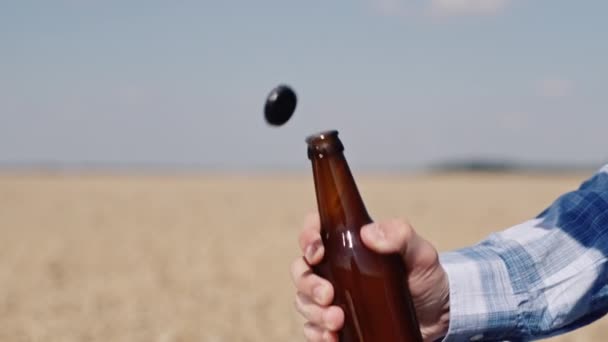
[1,171,607,341]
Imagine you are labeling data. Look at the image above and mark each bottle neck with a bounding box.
[310,150,371,232]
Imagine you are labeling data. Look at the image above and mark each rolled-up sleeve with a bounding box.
[438,164,608,341]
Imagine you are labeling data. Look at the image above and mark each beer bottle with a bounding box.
[306,130,423,342]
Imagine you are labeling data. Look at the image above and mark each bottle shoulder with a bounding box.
[320,226,403,278]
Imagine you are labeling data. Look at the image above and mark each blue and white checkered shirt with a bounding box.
[439,164,608,341]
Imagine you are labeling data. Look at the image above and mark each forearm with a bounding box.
[437,164,608,341]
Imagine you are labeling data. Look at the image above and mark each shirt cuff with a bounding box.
[437,244,526,341]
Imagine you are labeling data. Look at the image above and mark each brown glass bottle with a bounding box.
[306,130,423,342]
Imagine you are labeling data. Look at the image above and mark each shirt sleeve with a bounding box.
[438,164,608,342]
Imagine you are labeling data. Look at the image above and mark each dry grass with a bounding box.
[0,171,607,341]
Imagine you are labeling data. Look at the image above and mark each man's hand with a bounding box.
[290,212,450,342]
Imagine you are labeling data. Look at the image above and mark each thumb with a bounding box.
[360,219,415,256]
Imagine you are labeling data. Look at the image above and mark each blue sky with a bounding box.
[1,0,606,170]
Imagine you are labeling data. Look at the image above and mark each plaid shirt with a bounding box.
[439,164,608,341]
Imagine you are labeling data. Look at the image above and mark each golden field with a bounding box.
[1,171,607,342]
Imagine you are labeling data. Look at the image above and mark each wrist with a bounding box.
[438,248,522,342]
[419,266,451,341]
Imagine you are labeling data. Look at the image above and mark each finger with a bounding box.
[303,322,339,342]
[302,322,324,341]
[295,293,344,331]
[291,257,334,305]
[360,219,417,256]
[360,219,441,290]
[299,212,321,251]
[298,212,324,264]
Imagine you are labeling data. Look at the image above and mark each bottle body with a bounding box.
[307,130,422,342]
[314,217,422,341]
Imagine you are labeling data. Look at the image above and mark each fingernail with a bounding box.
[364,223,385,241]
[313,285,326,303]
[305,240,322,262]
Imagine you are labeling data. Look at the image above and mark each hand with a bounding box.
[290,212,450,342]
